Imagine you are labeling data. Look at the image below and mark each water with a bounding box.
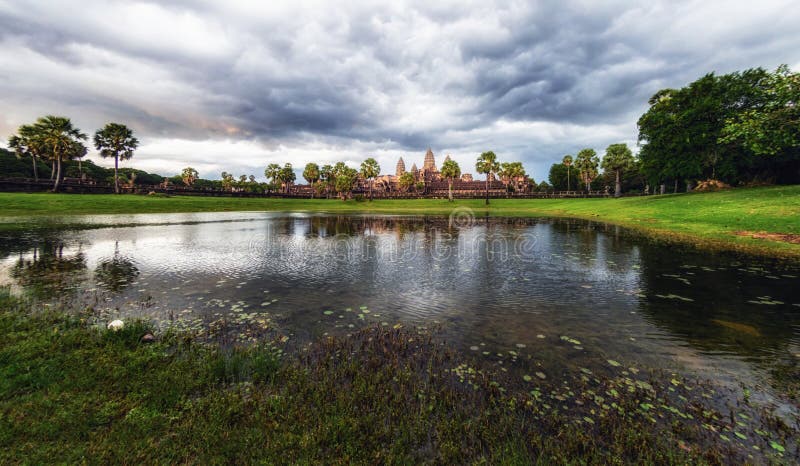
[1,212,799,404]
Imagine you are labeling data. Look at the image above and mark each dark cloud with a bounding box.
[1,0,799,179]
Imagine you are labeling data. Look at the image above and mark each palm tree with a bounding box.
[601,143,635,197]
[303,163,320,197]
[264,163,281,192]
[440,158,461,202]
[94,123,138,194]
[278,163,296,193]
[499,161,526,192]
[8,124,47,182]
[69,140,88,181]
[320,164,334,198]
[359,158,380,201]
[35,116,88,192]
[475,151,500,205]
[562,155,573,191]
[575,148,599,194]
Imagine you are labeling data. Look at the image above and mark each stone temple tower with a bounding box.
[423,148,436,171]
[396,157,406,177]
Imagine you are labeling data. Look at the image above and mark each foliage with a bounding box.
[181,167,199,186]
[638,66,799,186]
[332,162,358,199]
[561,155,573,191]
[94,123,138,194]
[398,172,416,192]
[302,163,320,185]
[601,143,635,197]
[476,151,500,204]
[440,159,461,201]
[359,158,380,200]
[721,65,800,157]
[574,148,599,192]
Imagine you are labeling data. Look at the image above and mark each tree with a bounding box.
[475,151,500,205]
[562,155,573,191]
[548,163,569,191]
[303,163,320,197]
[94,123,138,194]
[181,167,199,186]
[69,140,88,181]
[499,161,526,192]
[220,171,234,191]
[721,65,800,157]
[320,164,335,198]
[332,162,357,200]
[264,163,281,192]
[278,163,296,193]
[440,158,461,202]
[8,124,46,181]
[601,143,635,197]
[398,172,416,192]
[359,158,380,201]
[574,148,599,193]
[37,116,88,192]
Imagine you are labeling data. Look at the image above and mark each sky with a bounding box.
[1,0,799,182]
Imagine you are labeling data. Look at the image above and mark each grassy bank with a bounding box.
[0,186,798,258]
[2,293,794,464]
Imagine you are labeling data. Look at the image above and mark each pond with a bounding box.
[1,211,799,408]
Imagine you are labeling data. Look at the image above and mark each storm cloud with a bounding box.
[1,0,799,180]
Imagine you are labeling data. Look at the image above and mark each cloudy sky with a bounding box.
[1,0,799,181]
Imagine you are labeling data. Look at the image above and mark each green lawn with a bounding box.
[0,186,798,258]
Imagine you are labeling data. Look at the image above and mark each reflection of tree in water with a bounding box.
[635,244,800,366]
[10,241,88,300]
[94,243,139,292]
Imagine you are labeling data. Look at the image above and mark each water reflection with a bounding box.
[94,242,139,292]
[9,240,87,300]
[0,212,798,397]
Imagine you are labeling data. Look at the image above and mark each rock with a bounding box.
[107,319,125,332]
[141,333,155,343]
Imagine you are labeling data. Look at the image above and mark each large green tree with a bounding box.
[601,143,635,197]
[440,158,461,202]
[721,65,800,157]
[94,122,138,194]
[332,162,358,200]
[359,158,380,201]
[475,151,500,205]
[574,148,599,193]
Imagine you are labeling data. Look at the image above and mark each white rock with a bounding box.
[107,319,125,332]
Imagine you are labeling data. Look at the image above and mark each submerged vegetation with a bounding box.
[0,291,797,464]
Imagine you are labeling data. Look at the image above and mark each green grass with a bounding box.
[5,292,792,464]
[0,186,799,258]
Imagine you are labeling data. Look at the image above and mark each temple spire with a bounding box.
[423,148,436,171]
[396,157,406,177]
